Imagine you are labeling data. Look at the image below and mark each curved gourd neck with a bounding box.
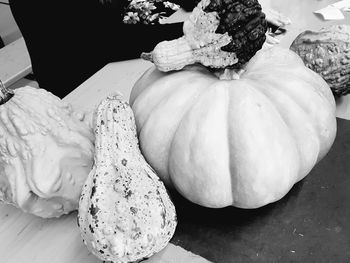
[94,94,139,164]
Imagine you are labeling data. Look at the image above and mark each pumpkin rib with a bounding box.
[165,78,221,187]
[129,67,166,107]
[297,68,336,108]
[244,48,334,106]
[244,66,335,109]
[247,78,321,181]
[226,81,243,207]
[138,73,216,185]
[134,71,209,132]
[226,80,264,207]
[168,81,233,207]
[226,81,301,208]
[245,69,335,160]
[272,73,334,161]
[288,69,337,155]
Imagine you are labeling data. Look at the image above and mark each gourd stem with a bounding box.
[141,52,154,63]
[0,80,14,105]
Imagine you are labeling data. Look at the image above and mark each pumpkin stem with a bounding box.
[0,80,14,105]
[214,68,245,80]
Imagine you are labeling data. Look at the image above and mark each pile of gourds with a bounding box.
[0,0,342,262]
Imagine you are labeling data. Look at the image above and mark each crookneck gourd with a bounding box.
[141,0,268,71]
[290,24,350,97]
[130,47,337,209]
[78,94,177,263]
[0,85,94,218]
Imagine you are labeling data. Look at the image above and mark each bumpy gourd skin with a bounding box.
[141,0,267,71]
[290,25,350,97]
[0,86,94,218]
[205,0,267,67]
[78,94,177,263]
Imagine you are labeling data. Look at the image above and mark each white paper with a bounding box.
[330,0,350,9]
[314,5,345,20]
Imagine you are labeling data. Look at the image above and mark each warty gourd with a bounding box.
[0,85,94,218]
[78,94,177,263]
[290,24,350,97]
[141,0,268,71]
[140,0,292,72]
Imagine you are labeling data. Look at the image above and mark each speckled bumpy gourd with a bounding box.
[78,94,177,263]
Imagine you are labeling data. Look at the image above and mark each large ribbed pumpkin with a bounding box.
[129,47,337,209]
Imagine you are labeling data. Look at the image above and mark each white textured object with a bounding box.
[0,86,94,218]
[78,94,177,263]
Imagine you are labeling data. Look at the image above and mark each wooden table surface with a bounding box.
[1,1,350,262]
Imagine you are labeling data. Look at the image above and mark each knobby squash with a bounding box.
[78,94,177,263]
[290,24,350,97]
[0,85,94,218]
[130,47,337,209]
[141,0,268,71]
